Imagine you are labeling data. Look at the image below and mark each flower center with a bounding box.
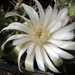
[35,28,44,38]
[30,26,50,45]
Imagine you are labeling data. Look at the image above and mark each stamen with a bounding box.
[30,26,50,45]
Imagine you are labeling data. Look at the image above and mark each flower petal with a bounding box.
[9,22,31,33]
[22,3,39,26]
[51,32,74,40]
[1,22,31,33]
[61,16,70,27]
[43,44,59,58]
[18,43,30,72]
[49,6,58,23]
[45,44,63,67]
[50,56,63,67]
[34,0,45,24]
[35,45,45,71]
[1,26,26,32]
[12,38,30,45]
[47,20,55,30]
[44,5,52,27]
[55,8,68,22]
[1,34,28,50]
[27,43,35,55]
[5,12,32,26]
[5,12,21,18]
[49,44,74,59]
[49,39,75,50]
[25,52,34,72]
[52,22,75,35]
[49,22,62,33]
[41,48,59,73]
[14,44,23,54]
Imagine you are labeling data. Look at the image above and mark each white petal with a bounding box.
[35,45,45,71]
[44,5,52,27]
[43,44,59,58]
[5,12,32,26]
[1,34,28,50]
[49,39,75,50]
[22,3,39,26]
[1,22,31,33]
[52,22,75,35]
[48,0,58,23]
[14,44,23,53]
[5,12,21,18]
[45,44,63,67]
[43,44,63,67]
[47,20,55,30]
[1,26,26,32]
[49,22,62,33]
[51,32,74,40]
[50,56,63,67]
[34,0,45,24]
[23,18,33,27]
[23,21,34,30]
[61,16,70,27]
[18,43,30,72]
[49,7,58,23]
[25,53,34,72]
[55,8,68,22]
[27,43,35,54]
[9,22,31,33]
[12,38,30,45]
[41,48,59,73]
[49,44,74,59]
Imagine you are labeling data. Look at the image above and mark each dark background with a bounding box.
[0,0,55,11]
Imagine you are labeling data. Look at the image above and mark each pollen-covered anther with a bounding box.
[30,27,50,45]
[35,29,44,38]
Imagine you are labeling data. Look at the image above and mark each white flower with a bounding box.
[1,0,75,73]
